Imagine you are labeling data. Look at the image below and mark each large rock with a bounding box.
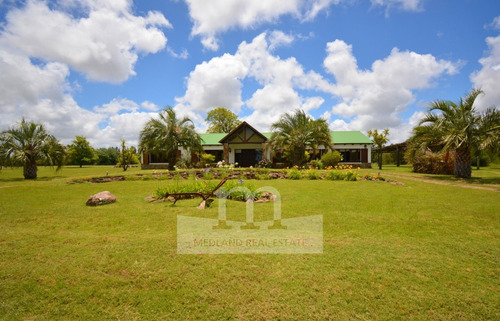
[86,191,116,206]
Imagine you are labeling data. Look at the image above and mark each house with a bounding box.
[141,121,373,169]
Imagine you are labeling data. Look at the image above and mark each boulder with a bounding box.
[86,191,116,206]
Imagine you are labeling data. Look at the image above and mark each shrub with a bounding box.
[256,158,272,168]
[411,150,455,175]
[308,159,323,169]
[344,170,358,181]
[306,169,320,180]
[175,159,189,169]
[201,168,214,180]
[321,151,342,167]
[325,170,344,181]
[198,153,215,168]
[286,167,301,180]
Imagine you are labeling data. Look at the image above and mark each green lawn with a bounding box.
[0,166,499,320]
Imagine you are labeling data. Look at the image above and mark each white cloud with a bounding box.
[371,0,423,12]
[141,101,160,111]
[0,49,69,110]
[175,53,248,114]
[175,32,333,131]
[0,0,170,83]
[185,0,425,50]
[0,46,159,147]
[471,17,500,110]
[166,47,189,59]
[185,0,301,50]
[492,15,500,30]
[329,119,351,131]
[93,98,138,115]
[324,39,459,132]
[99,111,157,147]
[268,30,295,51]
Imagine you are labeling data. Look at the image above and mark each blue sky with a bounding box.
[1,0,499,147]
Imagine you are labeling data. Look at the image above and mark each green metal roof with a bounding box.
[199,133,226,145]
[199,131,371,145]
[330,131,373,144]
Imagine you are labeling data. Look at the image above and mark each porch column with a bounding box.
[223,143,229,163]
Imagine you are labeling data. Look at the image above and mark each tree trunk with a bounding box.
[476,155,480,170]
[378,150,382,170]
[24,160,37,179]
[168,152,177,170]
[454,148,471,178]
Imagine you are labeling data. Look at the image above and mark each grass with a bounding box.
[0,166,499,320]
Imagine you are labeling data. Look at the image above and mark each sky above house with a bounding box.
[1,0,499,147]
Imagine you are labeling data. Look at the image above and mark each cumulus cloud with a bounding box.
[0,0,173,148]
[0,46,159,147]
[93,98,139,115]
[185,0,301,50]
[99,111,157,147]
[141,101,160,111]
[0,0,170,83]
[268,30,295,51]
[324,39,459,131]
[175,31,334,130]
[185,0,425,50]
[471,16,500,110]
[0,49,69,110]
[175,53,248,114]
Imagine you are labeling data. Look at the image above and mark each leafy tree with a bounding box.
[118,139,139,171]
[0,118,65,179]
[205,107,242,133]
[66,136,97,167]
[411,89,500,178]
[139,107,202,169]
[268,109,333,166]
[368,128,389,170]
[96,147,120,165]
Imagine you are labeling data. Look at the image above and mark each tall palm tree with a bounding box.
[368,128,389,170]
[268,109,333,166]
[412,89,500,178]
[0,118,65,179]
[139,107,202,169]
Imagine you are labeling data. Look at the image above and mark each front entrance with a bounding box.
[236,149,254,167]
[235,149,263,167]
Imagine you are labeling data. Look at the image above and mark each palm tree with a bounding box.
[367,128,389,170]
[139,107,202,169]
[268,109,333,166]
[0,118,65,179]
[412,89,500,178]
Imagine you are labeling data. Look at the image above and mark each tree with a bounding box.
[96,147,120,165]
[139,107,202,169]
[411,89,500,178]
[66,136,97,168]
[205,107,242,133]
[368,128,389,170]
[118,139,139,171]
[268,109,333,166]
[0,118,65,179]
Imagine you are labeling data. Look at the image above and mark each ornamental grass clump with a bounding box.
[324,164,359,181]
[286,166,301,180]
[306,169,320,180]
[154,179,261,202]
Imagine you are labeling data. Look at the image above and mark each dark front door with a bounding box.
[240,149,256,167]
